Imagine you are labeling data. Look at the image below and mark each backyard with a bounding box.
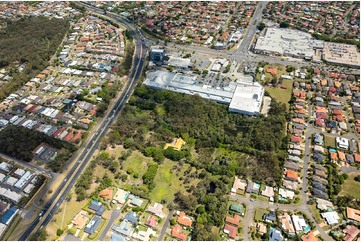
[340,172,360,199]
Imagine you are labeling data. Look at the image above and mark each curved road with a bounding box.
[19,8,147,241]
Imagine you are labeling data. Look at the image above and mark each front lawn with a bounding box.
[254,208,269,222]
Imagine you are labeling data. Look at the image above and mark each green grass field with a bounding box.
[149,159,190,204]
[122,150,156,180]
[340,173,360,199]
[265,79,293,109]
[324,135,336,148]
[309,204,322,223]
[254,208,268,221]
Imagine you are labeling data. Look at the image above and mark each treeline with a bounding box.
[0,125,75,167]
[312,32,360,48]
[0,17,69,100]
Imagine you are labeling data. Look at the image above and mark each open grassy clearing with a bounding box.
[340,173,360,199]
[309,204,322,223]
[122,150,156,180]
[149,159,191,204]
[46,195,89,240]
[254,208,269,221]
[265,79,293,109]
[324,135,336,148]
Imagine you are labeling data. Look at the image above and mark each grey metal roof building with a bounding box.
[144,71,264,116]
[254,28,324,59]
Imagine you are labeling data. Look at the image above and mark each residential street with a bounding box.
[98,209,121,241]
[157,210,175,241]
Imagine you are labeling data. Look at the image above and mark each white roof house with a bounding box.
[321,211,340,225]
[113,188,129,204]
[0,162,12,173]
[279,188,295,199]
[261,186,275,198]
[336,137,349,149]
[0,223,7,238]
[291,215,308,233]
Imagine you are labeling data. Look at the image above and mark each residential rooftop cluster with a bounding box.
[0,160,42,238]
[0,15,125,150]
[263,1,360,40]
[64,186,195,241]
[0,2,81,20]
[131,1,257,48]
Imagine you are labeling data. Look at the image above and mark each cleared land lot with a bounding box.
[265,79,293,109]
[340,173,360,199]
[324,135,336,148]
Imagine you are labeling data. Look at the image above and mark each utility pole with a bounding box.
[61,201,67,230]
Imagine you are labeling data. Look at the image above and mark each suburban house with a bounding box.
[291,215,308,234]
[177,211,193,227]
[172,224,188,240]
[263,210,276,223]
[230,204,244,216]
[302,231,318,241]
[124,211,140,224]
[224,223,237,239]
[231,176,246,194]
[346,207,360,223]
[278,212,296,235]
[246,180,260,194]
[343,225,360,241]
[113,188,129,204]
[146,203,165,218]
[72,210,89,229]
[145,215,157,228]
[112,220,134,237]
[84,215,102,235]
[269,228,284,241]
[99,188,112,200]
[225,213,241,226]
[321,211,340,225]
[88,201,105,216]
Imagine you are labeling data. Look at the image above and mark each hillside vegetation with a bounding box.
[100,85,288,240]
[0,17,69,99]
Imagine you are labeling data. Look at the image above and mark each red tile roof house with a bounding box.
[71,132,82,143]
[290,136,301,145]
[285,170,298,181]
[145,215,157,228]
[315,118,326,128]
[343,225,360,241]
[316,112,329,120]
[224,223,237,239]
[172,224,187,240]
[63,131,74,142]
[177,211,192,227]
[225,214,240,226]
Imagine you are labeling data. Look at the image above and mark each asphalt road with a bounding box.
[157,210,175,241]
[98,209,121,241]
[18,8,147,240]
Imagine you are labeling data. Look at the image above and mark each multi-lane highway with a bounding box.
[18,8,147,241]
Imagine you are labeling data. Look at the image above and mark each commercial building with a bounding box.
[254,28,324,59]
[322,42,360,68]
[149,47,165,62]
[144,71,264,116]
[1,206,18,225]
